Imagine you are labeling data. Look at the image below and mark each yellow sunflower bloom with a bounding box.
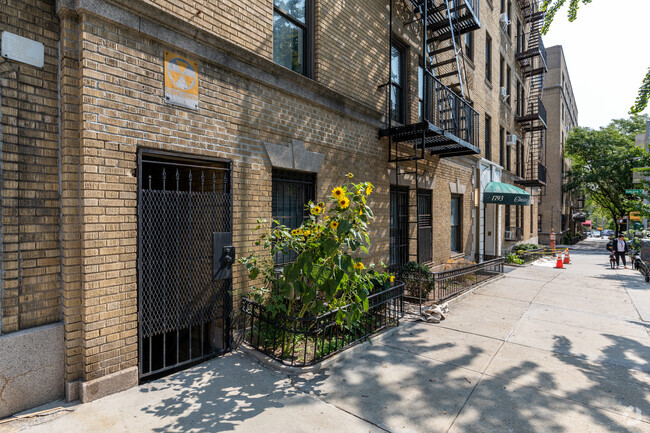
[311,206,322,216]
[359,208,363,215]
[330,221,339,230]
[354,261,365,271]
[339,197,350,209]
[347,172,354,178]
[365,185,373,195]
[390,275,395,283]
[291,229,298,236]
[332,187,345,198]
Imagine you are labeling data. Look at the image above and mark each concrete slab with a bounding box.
[298,344,481,433]
[523,303,650,340]
[6,352,379,433]
[448,375,650,433]
[508,315,650,372]
[472,277,546,303]
[551,273,627,291]
[452,292,531,318]
[533,283,640,319]
[374,321,504,373]
[485,342,650,423]
[435,305,522,340]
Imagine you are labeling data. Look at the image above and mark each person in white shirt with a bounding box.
[612,234,629,269]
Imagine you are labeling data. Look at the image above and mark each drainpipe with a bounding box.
[57,40,64,323]
[0,81,3,335]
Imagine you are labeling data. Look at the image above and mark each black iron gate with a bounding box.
[138,150,233,380]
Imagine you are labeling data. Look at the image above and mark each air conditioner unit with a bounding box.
[504,230,514,241]
[506,134,517,146]
[500,13,510,24]
[500,87,508,100]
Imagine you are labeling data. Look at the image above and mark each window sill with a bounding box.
[484,79,493,90]
[464,55,476,69]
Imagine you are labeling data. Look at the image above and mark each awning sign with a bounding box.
[482,181,531,206]
[164,51,199,110]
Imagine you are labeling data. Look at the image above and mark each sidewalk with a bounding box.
[3,238,650,433]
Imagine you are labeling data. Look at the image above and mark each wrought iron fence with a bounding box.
[393,258,504,308]
[240,283,404,367]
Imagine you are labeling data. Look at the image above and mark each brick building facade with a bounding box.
[1,0,545,416]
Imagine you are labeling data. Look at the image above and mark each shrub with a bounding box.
[506,252,524,265]
[239,175,393,326]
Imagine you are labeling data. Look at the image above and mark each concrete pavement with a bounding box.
[3,237,650,432]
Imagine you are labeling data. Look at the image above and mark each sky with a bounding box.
[541,0,650,129]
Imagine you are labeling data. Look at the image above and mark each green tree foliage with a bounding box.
[539,0,649,114]
[564,115,650,233]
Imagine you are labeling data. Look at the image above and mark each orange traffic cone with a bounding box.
[563,249,571,264]
[555,253,564,269]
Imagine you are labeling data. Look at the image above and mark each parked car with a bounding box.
[603,229,615,237]
[591,230,601,238]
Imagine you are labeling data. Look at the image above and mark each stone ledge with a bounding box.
[79,366,138,403]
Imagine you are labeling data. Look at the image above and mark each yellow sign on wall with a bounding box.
[630,212,641,221]
[164,51,198,110]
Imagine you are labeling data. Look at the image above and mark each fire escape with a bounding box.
[514,0,547,190]
[379,0,481,265]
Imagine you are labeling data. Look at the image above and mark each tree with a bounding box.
[540,0,650,114]
[564,115,650,234]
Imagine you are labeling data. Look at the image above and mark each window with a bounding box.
[418,190,433,263]
[272,169,315,264]
[516,141,523,177]
[391,43,406,123]
[507,1,512,37]
[418,65,428,121]
[465,32,474,62]
[516,19,522,52]
[499,56,505,89]
[451,195,462,253]
[390,186,409,267]
[485,33,492,82]
[506,64,511,105]
[485,114,492,160]
[499,127,505,167]
[538,214,542,232]
[273,0,311,76]
[505,205,511,230]
[500,0,505,13]
[506,130,511,171]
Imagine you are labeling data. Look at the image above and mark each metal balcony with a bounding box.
[379,73,480,158]
[407,0,481,43]
[516,32,548,73]
[516,161,546,187]
[515,97,547,131]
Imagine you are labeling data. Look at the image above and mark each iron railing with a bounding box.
[241,283,404,367]
[392,258,504,308]
[426,73,480,148]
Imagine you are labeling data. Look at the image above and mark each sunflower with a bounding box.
[339,197,350,209]
[358,208,363,215]
[332,187,345,198]
[330,221,339,230]
[365,185,373,195]
[390,275,395,283]
[291,229,298,236]
[347,173,354,179]
[311,205,322,216]
[354,261,365,271]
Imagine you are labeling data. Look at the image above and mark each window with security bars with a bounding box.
[390,186,409,267]
[272,169,316,265]
[418,190,433,263]
[451,195,462,253]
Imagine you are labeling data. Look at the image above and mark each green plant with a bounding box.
[513,243,540,251]
[239,175,393,326]
[506,253,524,265]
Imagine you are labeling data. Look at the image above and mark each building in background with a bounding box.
[539,45,579,242]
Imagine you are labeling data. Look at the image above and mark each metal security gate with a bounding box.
[138,150,233,380]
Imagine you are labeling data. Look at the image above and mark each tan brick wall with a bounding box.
[0,0,61,334]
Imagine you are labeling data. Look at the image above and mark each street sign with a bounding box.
[625,189,643,194]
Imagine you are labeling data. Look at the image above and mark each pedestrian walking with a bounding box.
[612,233,629,269]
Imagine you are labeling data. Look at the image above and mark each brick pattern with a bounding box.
[0,0,61,334]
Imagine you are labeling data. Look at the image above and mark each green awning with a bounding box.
[483,181,531,206]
